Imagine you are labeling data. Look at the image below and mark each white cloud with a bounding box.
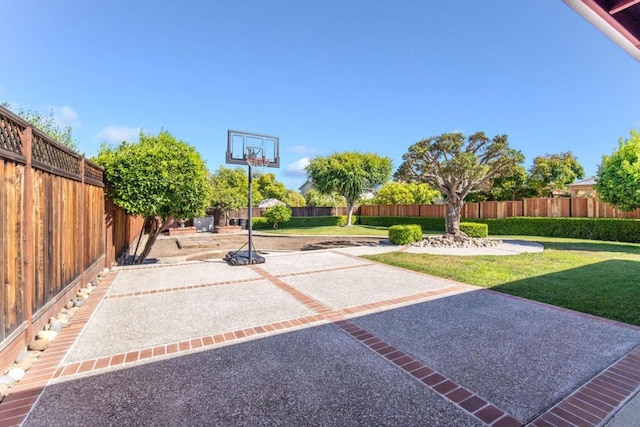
[288,145,319,155]
[95,125,141,143]
[52,105,79,128]
[284,157,310,177]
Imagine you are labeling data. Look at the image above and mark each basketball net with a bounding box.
[246,148,270,175]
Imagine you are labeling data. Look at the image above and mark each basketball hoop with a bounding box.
[245,147,270,175]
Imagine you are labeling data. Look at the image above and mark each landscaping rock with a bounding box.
[411,236,503,249]
[14,351,31,364]
[73,297,85,308]
[15,356,35,371]
[49,321,64,333]
[37,330,58,341]
[7,368,25,382]
[0,375,16,387]
[65,300,75,310]
[29,339,50,351]
[0,383,10,398]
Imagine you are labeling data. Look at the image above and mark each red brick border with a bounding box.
[530,346,640,426]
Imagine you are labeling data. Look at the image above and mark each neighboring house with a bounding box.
[567,177,597,198]
[299,179,312,195]
[258,198,285,208]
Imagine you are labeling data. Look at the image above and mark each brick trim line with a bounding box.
[251,264,521,426]
[104,277,264,299]
[0,270,118,427]
[335,283,472,318]
[530,346,640,427]
[51,314,328,380]
[335,318,523,426]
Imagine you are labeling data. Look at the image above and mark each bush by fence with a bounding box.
[359,216,445,231]
[253,215,353,230]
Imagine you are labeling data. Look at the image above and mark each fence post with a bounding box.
[79,159,86,285]
[20,127,34,343]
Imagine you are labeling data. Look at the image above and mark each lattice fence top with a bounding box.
[84,160,105,187]
[32,130,81,178]
[0,110,25,158]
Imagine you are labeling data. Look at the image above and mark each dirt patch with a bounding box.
[146,232,387,263]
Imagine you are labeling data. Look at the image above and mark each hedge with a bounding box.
[388,224,423,245]
[460,222,488,238]
[359,216,640,243]
[359,216,445,231]
[470,217,640,243]
[252,215,356,230]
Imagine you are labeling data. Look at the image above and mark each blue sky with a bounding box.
[2,1,638,190]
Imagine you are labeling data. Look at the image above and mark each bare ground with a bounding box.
[144,232,387,263]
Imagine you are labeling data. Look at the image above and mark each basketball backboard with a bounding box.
[226,130,280,168]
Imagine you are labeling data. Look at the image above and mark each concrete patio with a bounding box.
[1,246,639,426]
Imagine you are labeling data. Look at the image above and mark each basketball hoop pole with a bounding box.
[247,163,254,263]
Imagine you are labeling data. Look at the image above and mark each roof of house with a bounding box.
[567,177,597,187]
[563,0,640,62]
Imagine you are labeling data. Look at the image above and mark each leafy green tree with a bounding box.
[466,163,532,202]
[528,152,585,197]
[2,102,79,150]
[264,204,292,229]
[395,132,521,236]
[255,173,287,201]
[595,129,640,211]
[306,152,392,226]
[209,167,263,226]
[304,189,347,207]
[372,182,440,205]
[94,130,211,263]
[283,190,307,207]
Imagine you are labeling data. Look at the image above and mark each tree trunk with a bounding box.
[445,200,464,236]
[135,216,170,264]
[346,203,354,226]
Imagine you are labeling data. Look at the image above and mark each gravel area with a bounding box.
[258,250,372,276]
[349,290,640,423]
[27,325,482,427]
[282,264,463,310]
[65,281,315,363]
[108,261,261,295]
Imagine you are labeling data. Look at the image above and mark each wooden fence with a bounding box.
[229,206,350,220]
[359,199,639,219]
[0,106,144,371]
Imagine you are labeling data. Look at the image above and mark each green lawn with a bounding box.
[364,236,640,326]
[258,225,389,236]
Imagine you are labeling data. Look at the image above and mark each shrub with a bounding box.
[388,224,423,245]
[264,205,292,229]
[460,222,488,238]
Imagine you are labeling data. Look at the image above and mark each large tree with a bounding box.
[304,189,347,207]
[528,152,585,197]
[209,166,263,226]
[283,189,307,207]
[595,129,640,211]
[255,173,287,201]
[395,132,521,236]
[306,152,392,226]
[466,163,531,202]
[95,130,211,263]
[371,182,440,205]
